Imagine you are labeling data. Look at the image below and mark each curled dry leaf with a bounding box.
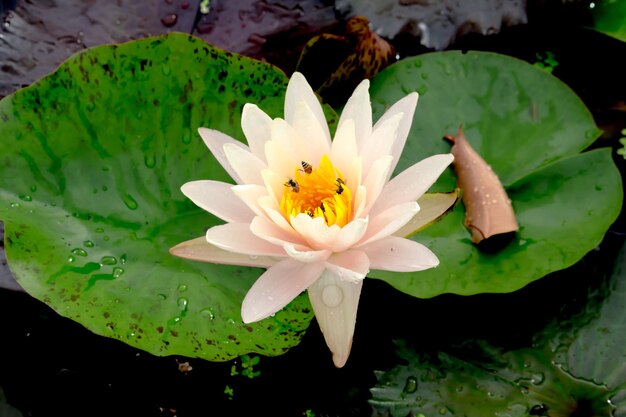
[444,128,518,248]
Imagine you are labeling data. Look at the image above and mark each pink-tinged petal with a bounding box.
[291,100,331,162]
[241,103,272,162]
[344,156,363,204]
[261,169,284,205]
[394,191,459,238]
[198,128,248,184]
[241,258,325,323]
[359,113,402,173]
[257,195,300,237]
[338,79,372,146]
[353,185,367,220]
[290,213,340,250]
[181,180,254,223]
[206,223,286,257]
[169,237,277,268]
[360,236,439,272]
[231,184,267,217]
[223,143,266,186]
[284,72,331,146]
[330,119,358,175]
[371,154,454,216]
[307,270,363,368]
[284,243,331,263]
[373,92,419,177]
[264,136,299,181]
[357,201,420,246]
[250,215,304,247]
[332,218,368,252]
[324,250,370,282]
[361,155,393,216]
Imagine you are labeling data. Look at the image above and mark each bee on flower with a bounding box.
[170,72,453,367]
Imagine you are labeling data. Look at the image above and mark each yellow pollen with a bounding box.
[280,155,352,227]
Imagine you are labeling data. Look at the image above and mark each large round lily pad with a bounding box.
[0,33,317,361]
[368,51,623,297]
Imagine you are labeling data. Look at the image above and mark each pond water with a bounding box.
[1,1,626,416]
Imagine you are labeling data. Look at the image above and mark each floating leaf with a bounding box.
[368,51,623,298]
[592,0,626,43]
[0,33,335,361]
[370,241,626,417]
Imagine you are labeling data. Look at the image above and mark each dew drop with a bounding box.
[10,202,20,208]
[178,284,188,292]
[157,293,167,300]
[144,154,156,168]
[71,248,87,257]
[414,60,423,68]
[100,256,117,266]
[200,308,215,320]
[67,255,75,263]
[321,285,343,308]
[161,13,178,27]
[112,267,124,278]
[103,235,110,241]
[83,240,95,248]
[403,376,418,394]
[120,254,127,265]
[178,297,188,311]
[95,228,104,233]
[102,185,108,192]
[18,194,32,202]
[30,185,37,192]
[123,194,138,210]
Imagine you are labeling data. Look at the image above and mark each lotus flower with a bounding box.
[170,72,454,367]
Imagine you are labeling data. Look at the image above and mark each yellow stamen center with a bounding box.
[280,155,352,227]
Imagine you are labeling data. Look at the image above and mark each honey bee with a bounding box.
[284,178,299,192]
[300,161,313,174]
[336,178,345,195]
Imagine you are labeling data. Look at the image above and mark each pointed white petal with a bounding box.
[181,180,254,223]
[290,213,340,251]
[324,250,370,282]
[169,237,278,267]
[241,259,325,323]
[291,99,331,163]
[284,243,331,263]
[307,270,363,368]
[360,236,439,272]
[360,113,402,173]
[284,72,331,145]
[198,127,248,184]
[330,119,358,176]
[231,184,268,217]
[357,201,420,246]
[373,92,419,177]
[361,155,393,216]
[241,103,273,161]
[331,218,369,252]
[250,215,304,247]
[338,79,372,147]
[206,223,286,257]
[223,143,266,185]
[371,154,454,216]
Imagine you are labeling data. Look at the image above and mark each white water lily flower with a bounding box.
[170,72,453,367]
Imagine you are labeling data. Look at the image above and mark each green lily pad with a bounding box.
[592,0,626,43]
[369,240,626,417]
[0,33,319,361]
[368,51,623,298]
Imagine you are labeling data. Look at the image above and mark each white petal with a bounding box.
[198,128,248,184]
[169,237,277,267]
[373,92,419,178]
[357,201,420,246]
[359,113,402,173]
[284,72,331,146]
[206,223,286,257]
[241,103,273,162]
[257,195,300,238]
[223,143,267,185]
[330,118,358,176]
[324,250,370,282]
[331,218,369,252]
[250,215,304,247]
[231,184,268,217]
[307,269,363,368]
[353,185,367,220]
[338,79,372,147]
[371,154,454,216]
[181,180,254,223]
[361,155,393,216]
[284,243,331,263]
[291,99,331,163]
[290,213,340,251]
[360,236,439,272]
[264,135,299,181]
[261,169,284,206]
[241,258,325,323]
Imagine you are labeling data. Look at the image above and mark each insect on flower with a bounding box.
[284,178,300,193]
[300,161,313,174]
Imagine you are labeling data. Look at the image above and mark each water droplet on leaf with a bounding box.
[321,285,343,308]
